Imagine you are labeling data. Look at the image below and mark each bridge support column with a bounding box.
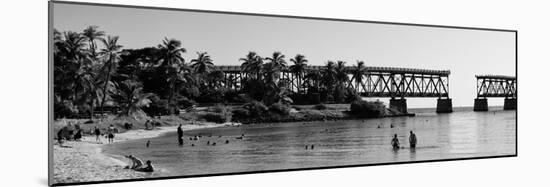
[474,98,488,111]
[503,98,517,110]
[436,98,453,113]
[390,98,407,114]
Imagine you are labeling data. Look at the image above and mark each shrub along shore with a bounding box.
[229,101,411,124]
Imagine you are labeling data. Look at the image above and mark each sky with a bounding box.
[52,3,516,108]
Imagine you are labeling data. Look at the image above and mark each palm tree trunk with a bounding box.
[89,97,94,120]
[100,60,112,116]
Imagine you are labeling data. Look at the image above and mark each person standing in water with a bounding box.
[391,134,400,149]
[409,131,417,148]
[177,124,184,146]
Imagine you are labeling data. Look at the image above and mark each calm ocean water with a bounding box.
[103,106,516,177]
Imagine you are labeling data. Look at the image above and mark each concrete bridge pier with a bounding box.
[474,98,488,111]
[503,98,517,110]
[436,98,453,113]
[389,98,407,114]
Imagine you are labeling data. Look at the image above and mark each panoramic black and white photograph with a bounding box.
[50,1,516,185]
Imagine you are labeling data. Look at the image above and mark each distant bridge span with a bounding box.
[214,65,453,113]
[474,75,517,111]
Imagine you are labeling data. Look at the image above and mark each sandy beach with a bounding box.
[53,121,236,184]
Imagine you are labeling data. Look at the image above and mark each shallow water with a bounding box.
[103,107,516,177]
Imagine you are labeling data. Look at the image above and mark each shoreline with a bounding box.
[53,121,235,184]
[234,113,415,124]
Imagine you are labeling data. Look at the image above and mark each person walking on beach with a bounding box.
[409,131,417,148]
[391,134,400,149]
[94,126,101,142]
[107,124,115,143]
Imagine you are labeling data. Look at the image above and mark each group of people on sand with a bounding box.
[125,155,154,172]
[92,124,117,143]
[391,131,417,149]
[56,122,84,145]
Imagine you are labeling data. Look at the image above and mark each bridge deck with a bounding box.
[476,75,516,80]
[476,75,516,98]
[215,65,450,75]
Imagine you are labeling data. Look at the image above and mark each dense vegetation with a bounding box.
[54,26,384,121]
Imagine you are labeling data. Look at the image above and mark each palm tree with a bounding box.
[82,25,105,58]
[58,31,92,103]
[98,35,124,116]
[264,51,287,69]
[240,51,263,80]
[335,60,349,85]
[156,38,187,106]
[321,61,337,90]
[304,69,321,93]
[191,52,214,74]
[166,61,193,109]
[334,60,349,102]
[60,31,88,61]
[262,61,279,87]
[109,80,154,120]
[352,60,368,92]
[53,29,63,54]
[289,54,308,94]
[264,52,287,85]
[157,38,186,67]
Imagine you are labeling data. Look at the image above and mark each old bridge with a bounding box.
[474,75,517,111]
[214,65,453,113]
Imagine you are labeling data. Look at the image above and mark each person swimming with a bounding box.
[225,140,229,144]
[391,134,400,149]
[409,131,417,148]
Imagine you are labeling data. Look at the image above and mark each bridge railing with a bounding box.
[476,75,516,98]
[213,65,451,98]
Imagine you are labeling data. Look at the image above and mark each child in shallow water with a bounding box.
[136,160,154,172]
[125,155,143,170]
